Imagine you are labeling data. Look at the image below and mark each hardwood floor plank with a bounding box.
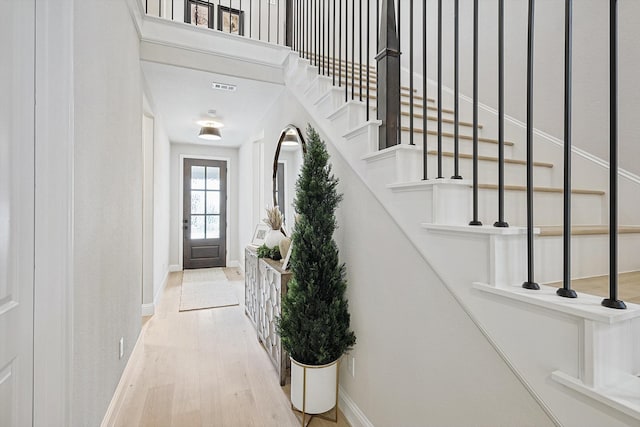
[112,270,350,427]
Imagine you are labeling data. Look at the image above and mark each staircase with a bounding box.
[284,50,640,426]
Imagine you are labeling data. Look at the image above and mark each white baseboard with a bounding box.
[339,386,374,427]
[100,321,148,427]
[169,264,181,272]
[141,303,154,317]
[227,259,240,268]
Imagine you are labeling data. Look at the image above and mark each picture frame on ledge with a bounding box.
[217,5,244,36]
[281,243,292,270]
[250,223,270,247]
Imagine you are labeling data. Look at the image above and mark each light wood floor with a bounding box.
[548,271,640,304]
[112,269,350,427]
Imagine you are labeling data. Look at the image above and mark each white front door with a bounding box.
[0,0,36,425]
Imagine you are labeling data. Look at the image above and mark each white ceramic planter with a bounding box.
[290,357,339,414]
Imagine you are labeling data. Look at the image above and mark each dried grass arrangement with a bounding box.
[263,206,283,230]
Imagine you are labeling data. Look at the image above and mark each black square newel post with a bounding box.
[375,0,401,150]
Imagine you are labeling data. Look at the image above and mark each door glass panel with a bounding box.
[191,191,205,214]
[206,215,220,239]
[206,191,220,214]
[206,167,220,190]
[191,166,205,189]
[191,215,205,239]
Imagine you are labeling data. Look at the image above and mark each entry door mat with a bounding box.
[179,268,239,312]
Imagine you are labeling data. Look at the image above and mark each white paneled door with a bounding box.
[0,0,36,426]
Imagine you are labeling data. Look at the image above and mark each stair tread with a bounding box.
[368,93,436,103]
[426,150,553,168]
[336,79,419,94]
[538,225,640,236]
[303,53,377,71]
[478,183,605,195]
[546,271,640,304]
[404,127,515,146]
[403,111,483,129]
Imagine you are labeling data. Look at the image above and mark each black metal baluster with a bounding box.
[345,0,349,101]
[437,0,443,177]
[422,0,427,179]
[339,0,342,87]
[327,0,330,76]
[451,0,462,178]
[259,0,262,40]
[556,0,577,296]
[146,0,148,14]
[172,0,174,19]
[321,0,324,74]
[359,0,363,101]
[333,0,337,83]
[469,0,481,225]
[523,0,539,290]
[603,0,626,310]
[351,0,355,100]
[318,0,321,72]
[366,0,370,119]
[307,0,310,58]
[409,0,414,145]
[158,0,161,17]
[397,0,401,145]
[494,0,508,227]
[316,0,319,70]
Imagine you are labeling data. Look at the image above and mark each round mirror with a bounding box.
[273,125,306,233]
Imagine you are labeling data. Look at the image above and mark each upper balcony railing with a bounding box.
[143,0,292,46]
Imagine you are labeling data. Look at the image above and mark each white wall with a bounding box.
[396,0,640,175]
[169,143,240,268]
[240,87,554,426]
[72,1,143,425]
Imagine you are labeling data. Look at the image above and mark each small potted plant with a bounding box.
[262,205,285,248]
[278,125,356,420]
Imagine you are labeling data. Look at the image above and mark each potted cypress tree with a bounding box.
[278,125,356,419]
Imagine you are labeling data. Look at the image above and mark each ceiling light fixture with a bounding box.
[198,126,222,141]
[282,132,300,146]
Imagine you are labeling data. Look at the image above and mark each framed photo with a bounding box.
[281,243,292,270]
[251,223,269,247]
[217,5,245,35]
[184,0,214,29]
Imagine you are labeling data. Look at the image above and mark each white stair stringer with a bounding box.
[284,52,640,426]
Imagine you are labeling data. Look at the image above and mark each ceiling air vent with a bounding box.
[211,82,237,92]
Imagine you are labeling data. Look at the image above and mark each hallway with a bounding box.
[112,269,349,426]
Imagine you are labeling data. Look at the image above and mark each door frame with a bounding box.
[179,154,231,270]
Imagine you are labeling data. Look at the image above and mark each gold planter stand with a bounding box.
[290,359,340,427]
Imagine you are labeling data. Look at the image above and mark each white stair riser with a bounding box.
[428,157,552,187]
[535,233,640,284]
[363,147,553,188]
[477,190,604,227]
[399,132,514,159]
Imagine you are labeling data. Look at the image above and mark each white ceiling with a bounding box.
[142,61,285,147]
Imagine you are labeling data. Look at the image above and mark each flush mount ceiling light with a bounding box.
[282,130,300,146]
[198,126,222,141]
